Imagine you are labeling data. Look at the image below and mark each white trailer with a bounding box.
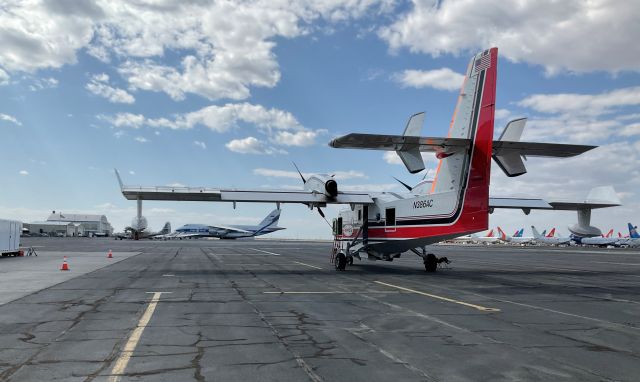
[0,219,22,256]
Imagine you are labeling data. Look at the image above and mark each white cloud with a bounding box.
[519,86,640,117]
[86,73,135,104]
[166,183,186,188]
[134,136,148,143]
[225,137,286,155]
[194,140,207,149]
[253,168,367,180]
[380,0,640,74]
[393,68,464,91]
[28,77,58,91]
[19,170,29,176]
[0,1,392,98]
[620,123,640,137]
[0,113,22,126]
[0,69,8,85]
[128,170,135,175]
[104,103,302,133]
[512,86,640,143]
[271,129,325,146]
[382,151,438,167]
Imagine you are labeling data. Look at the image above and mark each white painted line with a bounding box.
[591,261,640,266]
[249,248,281,256]
[293,261,323,270]
[162,274,175,277]
[374,281,500,312]
[108,292,167,381]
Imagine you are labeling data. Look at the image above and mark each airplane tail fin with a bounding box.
[517,228,524,237]
[486,228,494,237]
[497,226,507,240]
[547,228,556,237]
[258,209,281,229]
[531,225,542,239]
[161,222,171,235]
[605,228,613,238]
[629,223,639,239]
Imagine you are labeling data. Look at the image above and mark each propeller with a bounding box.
[291,162,331,227]
[393,176,413,192]
[292,161,306,183]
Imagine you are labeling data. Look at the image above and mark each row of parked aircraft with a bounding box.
[115,209,284,240]
[458,224,639,247]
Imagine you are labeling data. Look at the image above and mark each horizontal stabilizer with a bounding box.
[331,117,596,176]
[329,134,470,152]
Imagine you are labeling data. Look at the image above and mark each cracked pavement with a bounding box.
[0,237,639,381]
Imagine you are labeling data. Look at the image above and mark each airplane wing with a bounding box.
[116,170,374,205]
[209,225,253,234]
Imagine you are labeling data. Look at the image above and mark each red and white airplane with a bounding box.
[116,48,617,272]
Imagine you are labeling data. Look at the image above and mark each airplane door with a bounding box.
[385,208,396,233]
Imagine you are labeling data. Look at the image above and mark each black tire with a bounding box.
[424,253,437,272]
[347,256,354,266]
[335,253,347,271]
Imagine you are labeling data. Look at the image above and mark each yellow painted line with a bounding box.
[108,292,167,381]
[374,281,500,312]
[293,261,323,270]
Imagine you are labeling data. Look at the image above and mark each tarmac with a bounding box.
[1,237,639,381]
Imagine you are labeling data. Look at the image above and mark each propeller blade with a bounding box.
[317,207,326,218]
[292,161,306,183]
[393,176,413,191]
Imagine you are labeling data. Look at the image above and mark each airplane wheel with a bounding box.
[347,256,354,266]
[335,253,347,271]
[424,253,437,272]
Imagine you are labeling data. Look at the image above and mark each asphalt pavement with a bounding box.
[0,237,639,381]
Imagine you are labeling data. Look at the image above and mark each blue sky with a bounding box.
[1,0,639,238]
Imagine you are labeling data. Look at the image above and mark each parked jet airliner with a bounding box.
[174,209,284,239]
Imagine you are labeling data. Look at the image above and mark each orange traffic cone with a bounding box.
[107,250,113,259]
[60,256,69,271]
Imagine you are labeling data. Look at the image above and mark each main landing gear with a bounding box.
[411,248,450,272]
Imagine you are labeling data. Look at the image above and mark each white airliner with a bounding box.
[497,227,532,244]
[115,48,619,272]
[617,223,640,247]
[471,229,501,243]
[577,229,618,246]
[173,209,285,239]
[531,226,571,245]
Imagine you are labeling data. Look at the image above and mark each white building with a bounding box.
[26,221,77,237]
[47,211,114,236]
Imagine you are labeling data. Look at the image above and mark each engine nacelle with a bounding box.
[304,174,338,198]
